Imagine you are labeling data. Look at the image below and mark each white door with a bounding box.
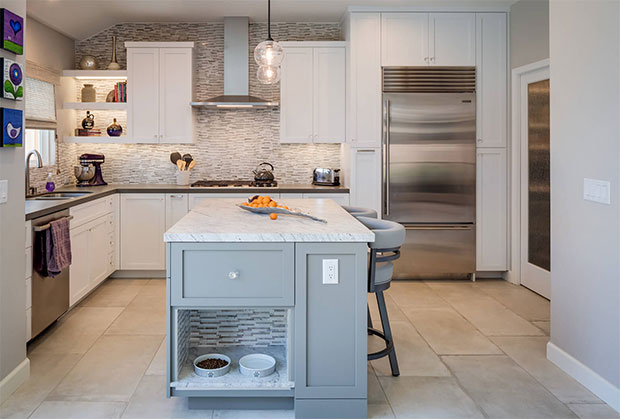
[120,194,166,270]
[160,47,193,143]
[88,216,110,288]
[69,222,91,306]
[350,148,381,216]
[313,47,346,143]
[280,48,314,143]
[429,13,476,66]
[476,148,508,271]
[519,66,551,298]
[349,13,382,148]
[381,13,429,66]
[127,47,160,142]
[476,13,507,147]
[165,193,189,229]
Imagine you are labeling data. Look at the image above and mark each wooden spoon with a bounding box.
[187,160,196,171]
[176,160,184,171]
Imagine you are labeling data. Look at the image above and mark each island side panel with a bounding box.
[294,242,368,418]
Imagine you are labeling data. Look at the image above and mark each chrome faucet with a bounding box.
[25,149,43,197]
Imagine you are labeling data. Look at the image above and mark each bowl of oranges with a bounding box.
[237,195,327,223]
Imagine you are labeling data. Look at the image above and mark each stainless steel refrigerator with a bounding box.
[382,67,476,279]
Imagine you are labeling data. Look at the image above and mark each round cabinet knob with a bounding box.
[228,270,240,280]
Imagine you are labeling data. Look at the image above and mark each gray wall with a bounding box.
[0,0,27,388]
[549,0,620,394]
[26,17,74,71]
[510,0,549,69]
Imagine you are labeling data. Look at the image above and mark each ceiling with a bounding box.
[28,0,515,40]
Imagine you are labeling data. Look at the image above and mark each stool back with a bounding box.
[341,205,378,219]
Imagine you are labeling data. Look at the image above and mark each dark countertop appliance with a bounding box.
[313,168,340,186]
[77,153,107,187]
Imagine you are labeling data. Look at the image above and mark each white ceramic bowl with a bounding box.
[239,354,276,378]
[193,354,231,378]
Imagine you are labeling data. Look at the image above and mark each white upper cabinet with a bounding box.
[429,13,476,66]
[126,42,194,144]
[381,13,429,66]
[476,13,507,147]
[280,43,345,144]
[348,13,382,148]
[280,48,314,143]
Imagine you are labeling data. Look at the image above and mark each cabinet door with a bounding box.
[69,222,91,306]
[120,194,166,270]
[350,148,382,217]
[160,48,193,143]
[127,48,160,142]
[280,48,314,143]
[349,13,382,148]
[189,193,253,210]
[476,148,507,270]
[429,13,476,66]
[313,47,346,143]
[381,13,429,66]
[476,13,507,147]
[302,193,350,206]
[89,216,111,288]
[166,193,189,229]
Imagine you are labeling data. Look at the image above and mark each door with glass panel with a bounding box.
[520,67,550,298]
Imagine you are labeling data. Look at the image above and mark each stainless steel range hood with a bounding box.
[191,17,278,109]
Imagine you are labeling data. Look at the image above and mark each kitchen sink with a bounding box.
[28,192,93,200]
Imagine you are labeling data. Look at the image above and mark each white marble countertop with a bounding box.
[164,198,375,243]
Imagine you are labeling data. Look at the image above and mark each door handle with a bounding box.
[383,99,391,217]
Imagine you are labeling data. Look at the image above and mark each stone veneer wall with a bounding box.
[32,22,343,190]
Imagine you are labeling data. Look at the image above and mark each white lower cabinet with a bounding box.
[349,148,382,216]
[476,148,508,270]
[69,221,92,306]
[166,193,189,229]
[189,193,256,210]
[301,193,350,206]
[121,194,166,270]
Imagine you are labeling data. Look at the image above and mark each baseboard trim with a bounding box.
[0,358,30,404]
[547,341,620,412]
[110,270,165,279]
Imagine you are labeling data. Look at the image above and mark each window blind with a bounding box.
[25,77,56,123]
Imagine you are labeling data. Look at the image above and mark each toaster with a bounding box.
[313,168,340,186]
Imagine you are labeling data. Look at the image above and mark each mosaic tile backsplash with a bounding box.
[30,22,343,190]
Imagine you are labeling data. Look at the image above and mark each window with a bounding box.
[25,77,56,122]
[24,129,56,166]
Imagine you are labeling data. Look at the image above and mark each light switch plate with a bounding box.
[322,259,339,284]
[584,178,611,205]
[0,180,7,204]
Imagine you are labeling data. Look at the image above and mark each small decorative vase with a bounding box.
[106,90,115,102]
[81,84,96,102]
[79,55,97,70]
[107,118,122,136]
[107,36,121,70]
[81,111,95,130]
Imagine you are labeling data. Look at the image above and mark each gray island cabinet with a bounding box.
[164,198,374,418]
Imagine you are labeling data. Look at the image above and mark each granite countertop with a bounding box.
[164,198,374,243]
[25,183,349,220]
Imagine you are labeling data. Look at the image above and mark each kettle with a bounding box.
[253,162,275,182]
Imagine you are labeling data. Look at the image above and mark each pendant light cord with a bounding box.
[267,0,273,41]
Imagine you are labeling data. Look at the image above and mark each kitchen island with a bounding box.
[163,198,374,418]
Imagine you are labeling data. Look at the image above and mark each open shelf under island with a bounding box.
[164,198,374,418]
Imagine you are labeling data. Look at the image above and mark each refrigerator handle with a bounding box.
[383,99,391,217]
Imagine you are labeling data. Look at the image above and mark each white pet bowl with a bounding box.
[239,354,276,378]
[193,354,231,378]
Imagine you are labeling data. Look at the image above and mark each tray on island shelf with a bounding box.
[236,204,327,223]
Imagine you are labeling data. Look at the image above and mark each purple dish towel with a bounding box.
[46,217,72,277]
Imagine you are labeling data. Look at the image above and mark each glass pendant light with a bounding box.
[255,0,283,84]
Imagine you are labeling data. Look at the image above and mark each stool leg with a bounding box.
[376,291,400,376]
[367,303,373,329]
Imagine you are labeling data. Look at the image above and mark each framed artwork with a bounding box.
[1,58,23,100]
[1,9,24,55]
[1,107,22,147]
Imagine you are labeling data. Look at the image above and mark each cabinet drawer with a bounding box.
[70,196,114,228]
[170,243,294,306]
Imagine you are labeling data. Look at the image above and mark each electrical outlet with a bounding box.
[0,180,7,204]
[584,178,611,205]
[322,259,339,284]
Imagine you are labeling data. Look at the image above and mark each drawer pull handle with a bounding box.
[228,270,240,280]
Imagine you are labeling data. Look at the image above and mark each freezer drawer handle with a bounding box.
[33,215,74,232]
[383,99,391,217]
[405,225,473,231]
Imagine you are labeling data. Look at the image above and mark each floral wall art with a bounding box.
[1,57,22,100]
[1,8,23,55]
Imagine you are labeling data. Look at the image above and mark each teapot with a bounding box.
[253,162,275,182]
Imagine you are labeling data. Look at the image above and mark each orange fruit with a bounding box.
[268,201,277,207]
[264,195,271,202]
[270,213,278,220]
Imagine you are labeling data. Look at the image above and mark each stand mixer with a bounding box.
[74,153,107,186]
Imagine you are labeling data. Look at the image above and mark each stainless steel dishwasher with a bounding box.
[31,209,71,339]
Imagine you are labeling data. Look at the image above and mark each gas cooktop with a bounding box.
[190,180,278,188]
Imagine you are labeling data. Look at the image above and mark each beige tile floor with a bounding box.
[2,278,619,419]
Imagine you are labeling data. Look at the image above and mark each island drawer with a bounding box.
[169,243,294,306]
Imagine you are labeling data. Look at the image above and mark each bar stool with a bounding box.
[341,205,378,219]
[357,216,406,377]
